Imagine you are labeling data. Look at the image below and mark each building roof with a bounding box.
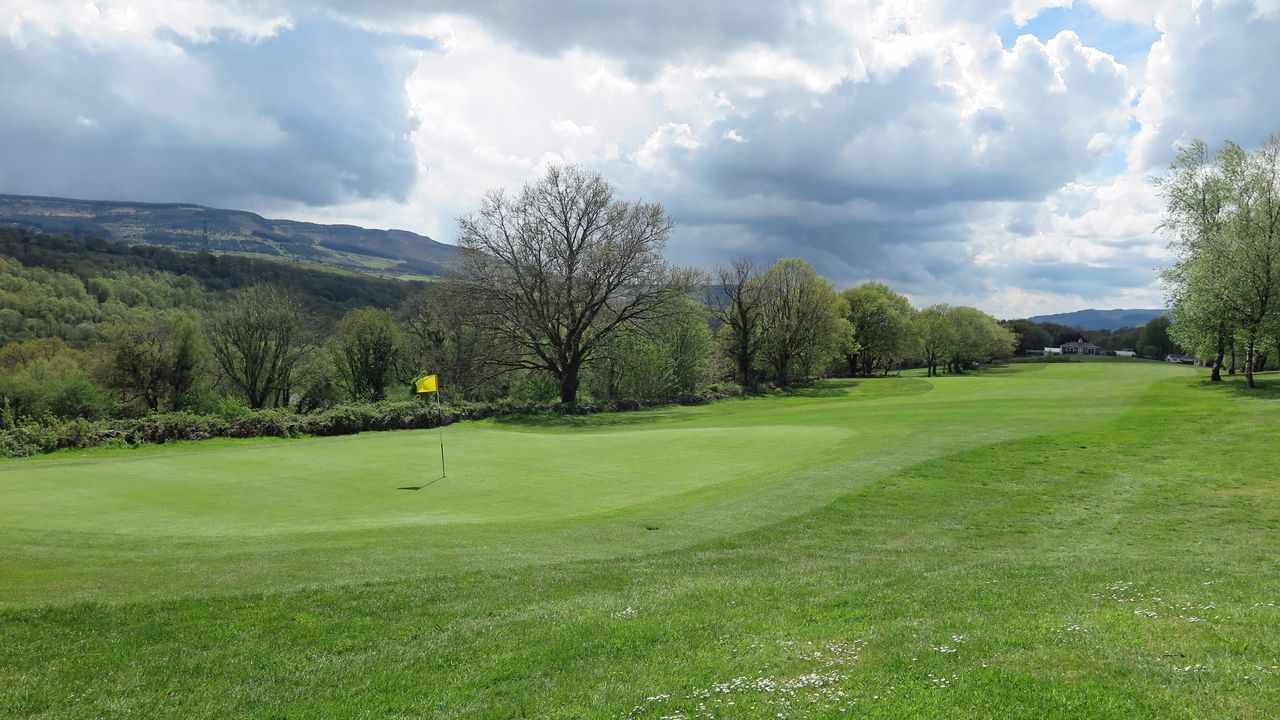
[1061,337,1100,348]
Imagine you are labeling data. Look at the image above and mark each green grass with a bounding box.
[3,362,1279,718]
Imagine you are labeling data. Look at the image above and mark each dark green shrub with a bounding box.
[0,388,730,458]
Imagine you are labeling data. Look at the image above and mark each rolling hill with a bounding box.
[1027,307,1165,330]
[0,194,456,278]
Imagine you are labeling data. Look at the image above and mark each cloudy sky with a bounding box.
[4,1,1279,317]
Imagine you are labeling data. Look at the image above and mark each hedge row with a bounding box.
[0,385,742,458]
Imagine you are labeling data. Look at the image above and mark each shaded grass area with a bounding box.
[3,363,1279,717]
[1211,370,1280,399]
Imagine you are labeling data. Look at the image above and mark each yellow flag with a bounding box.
[415,374,439,394]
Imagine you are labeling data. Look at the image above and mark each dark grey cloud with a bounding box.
[0,17,422,207]
[1009,262,1154,290]
[312,0,813,76]
[657,194,983,302]
[688,65,1081,207]
[613,32,1130,304]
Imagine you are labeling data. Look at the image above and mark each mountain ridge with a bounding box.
[1027,308,1166,330]
[0,193,456,278]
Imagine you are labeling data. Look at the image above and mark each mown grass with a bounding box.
[2,363,1278,718]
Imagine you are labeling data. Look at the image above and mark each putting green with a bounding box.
[0,424,851,536]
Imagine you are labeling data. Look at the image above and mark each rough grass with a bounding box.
[2,363,1279,718]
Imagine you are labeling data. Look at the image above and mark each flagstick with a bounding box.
[435,390,447,479]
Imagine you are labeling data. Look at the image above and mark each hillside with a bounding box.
[0,227,424,347]
[0,194,456,278]
[1027,308,1165,330]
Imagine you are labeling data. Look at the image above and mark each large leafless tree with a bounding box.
[456,165,698,405]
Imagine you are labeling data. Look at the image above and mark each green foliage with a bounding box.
[0,400,448,457]
[589,296,714,404]
[842,281,917,376]
[1137,315,1179,358]
[508,371,562,405]
[945,305,1016,371]
[916,304,959,376]
[1158,135,1280,387]
[0,339,117,422]
[328,307,407,402]
[0,252,210,347]
[666,303,715,397]
[0,228,423,323]
[99,312,211,413]
[1003,318,1053,355]
[754,258,849,386]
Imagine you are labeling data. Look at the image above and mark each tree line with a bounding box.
[2,166,1019,426]
[1159,134,1280,387]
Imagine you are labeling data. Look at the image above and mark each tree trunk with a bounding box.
[248,385,268,410]
[1245,339,1257,389]
[559,370,580,405]
[1229,337,1237,375]
[1212,322,1225,382]
[847,355,858,378]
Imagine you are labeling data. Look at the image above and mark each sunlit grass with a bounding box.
[3,362,1278,718]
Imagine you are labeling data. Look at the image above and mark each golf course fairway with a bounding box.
[4,361,1280,718]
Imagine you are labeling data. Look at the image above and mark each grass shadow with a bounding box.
[493,408,690,431]
[398,476,447,490]
[781,380,857,398]
[975,363,1025,375]
[1216,374,1280,400]
[784,377,934,400]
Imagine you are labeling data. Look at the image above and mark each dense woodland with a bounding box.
[0,165,1204,453]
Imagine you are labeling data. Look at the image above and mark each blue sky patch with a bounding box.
[998,3,1161,64]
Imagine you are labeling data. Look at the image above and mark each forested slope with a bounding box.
[0,228,422,347]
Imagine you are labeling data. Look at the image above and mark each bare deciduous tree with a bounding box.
[209,285,310,409]
[711,258,767,389]
[456,165,698,405]
[397,279,515,401]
